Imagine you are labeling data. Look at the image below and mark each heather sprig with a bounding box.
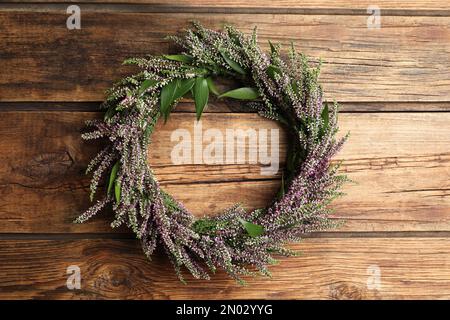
[77,23,348,283]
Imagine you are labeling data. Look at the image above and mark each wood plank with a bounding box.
[2,237,450,299]
[0,112,113,233]
[4,1,450,13]
[0,110,448,232]
[1,12,450,103]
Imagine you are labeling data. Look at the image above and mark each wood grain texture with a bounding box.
[5,1,450,13]
[0,110,448,233]
[1,1,450,300]
[1,11,450,103]
[151,112,450,231]
[2,237,450,299]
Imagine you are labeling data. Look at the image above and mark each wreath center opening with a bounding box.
[148,108,287,216]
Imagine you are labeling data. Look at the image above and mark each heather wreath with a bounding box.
[76,23,348,283]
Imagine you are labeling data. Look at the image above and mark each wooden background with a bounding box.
[0,1,449,299]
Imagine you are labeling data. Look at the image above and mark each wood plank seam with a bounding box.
[1,3,450,17]
[1,102,450,112]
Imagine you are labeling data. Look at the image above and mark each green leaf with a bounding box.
[160,79,178,122]
[288,150,298,173]
[174,78,195,100]
[138,79,158,96]
[238,218,265,237]
[291,81,299,96]
[219,49,246,75]
[322,103,330,128]
[219,87,259,100]
[267,65,281,79]
[107,161,119,195]
[163,54,193,63]
[193,77,209,120]
[268,40,277,54]
[114,181,121,204]
[319,103,329,138]
[206,77,220,96]
[160,78,196,122]
[192,219,219,235]
[104,106,116,121]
